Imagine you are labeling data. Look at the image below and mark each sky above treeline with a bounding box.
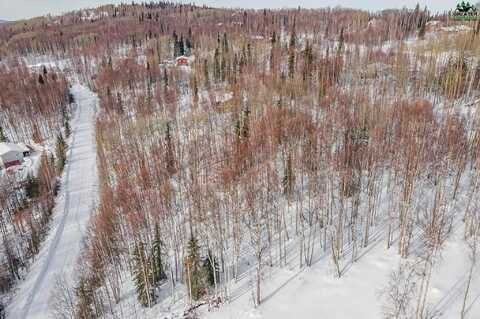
[0,0,464,21]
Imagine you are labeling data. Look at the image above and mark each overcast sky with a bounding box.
[0,0,459,21]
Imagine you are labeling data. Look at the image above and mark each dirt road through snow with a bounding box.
[7,83,98,319]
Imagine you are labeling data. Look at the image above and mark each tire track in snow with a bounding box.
[7,83,98,319]
[19,117,77,319]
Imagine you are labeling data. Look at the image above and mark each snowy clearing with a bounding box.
[204,223,480,319]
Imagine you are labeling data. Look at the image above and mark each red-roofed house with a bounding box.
[0,143,29,168]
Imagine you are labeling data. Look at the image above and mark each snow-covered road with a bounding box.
[7,83,99,319]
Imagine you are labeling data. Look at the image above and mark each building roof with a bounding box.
[0,143,28,155]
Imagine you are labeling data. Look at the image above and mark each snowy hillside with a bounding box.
[1,3,480,319]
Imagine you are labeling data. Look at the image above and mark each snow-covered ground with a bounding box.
[6,83,99,319]
[204,224,480,319]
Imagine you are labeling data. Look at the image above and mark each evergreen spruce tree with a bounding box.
[116,92,124,114]
[163,68,169,87]
[62,106,71,138]
[179,35,185,56]
[55,133,67,173]
[0,126,7,142]
[132,241,155,307]
[288,49,295,79]
[68,92,75,104]
[192,77,199,103]
[165,122,176,175]
[247,43,252,65]
[25,174,40,199]
[202,250,219,288]
[283,152,295,200]
[75,280,95,319]
[186,27,193,53]
[270,31,277,74]
[289,28,297,48]
[242,106,250,139]
[172,31,179,57]
[107,56,113,71]
[186,236,203,301]
[337,27,345,55]
[239,45,246,73]
[288,30,296,79]
[203,59,209,87]
[303,41,314,84]
[64,119,71,138]
[221,55,226,82]
[214,48,220,82]
[151,224,167,285]
[223,32,229,53]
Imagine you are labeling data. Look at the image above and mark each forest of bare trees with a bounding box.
[0,2,479,318]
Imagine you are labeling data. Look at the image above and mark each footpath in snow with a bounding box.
[7,83,99,319]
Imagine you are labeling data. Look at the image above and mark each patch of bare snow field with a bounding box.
[204,223,480,319]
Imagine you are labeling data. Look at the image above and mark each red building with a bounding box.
[175,56,189,66]
[0,143,29,169]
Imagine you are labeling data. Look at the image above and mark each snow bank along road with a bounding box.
[7,83,99,319]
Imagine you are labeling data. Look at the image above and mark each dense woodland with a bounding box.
[0,64,69,301]
[0,63,69,142]
[1,2,480,319]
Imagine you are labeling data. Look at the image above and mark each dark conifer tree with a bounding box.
[0,126,7,142]
[75,280,95,319]
[283,152,295,200]
[179,35,185,56]
[163,68,169,88]
[214,47,220,82]
[55,132,67,173]
[68,92,75,104]
[187,27,194,52]
[337,27,345,54]
[203,250,219,288]
[223,32,229,53]
[288,29,296,79]
[25,174,40,199]
[270,31,277,74]
[172,30,179,57]
[242,106,250,139]
[247,42,252,65]
[203,59,209,87]
[165,122,176,175]
[151,223,167,285]
[186,236,203,301]
[132,241,155,307]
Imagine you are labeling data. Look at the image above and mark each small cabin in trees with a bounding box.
[175,56,189,66]
[0,143,30,169]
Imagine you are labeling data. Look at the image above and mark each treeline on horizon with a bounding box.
[0,1,446,59]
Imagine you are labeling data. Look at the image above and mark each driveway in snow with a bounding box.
[7,83,99,319]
